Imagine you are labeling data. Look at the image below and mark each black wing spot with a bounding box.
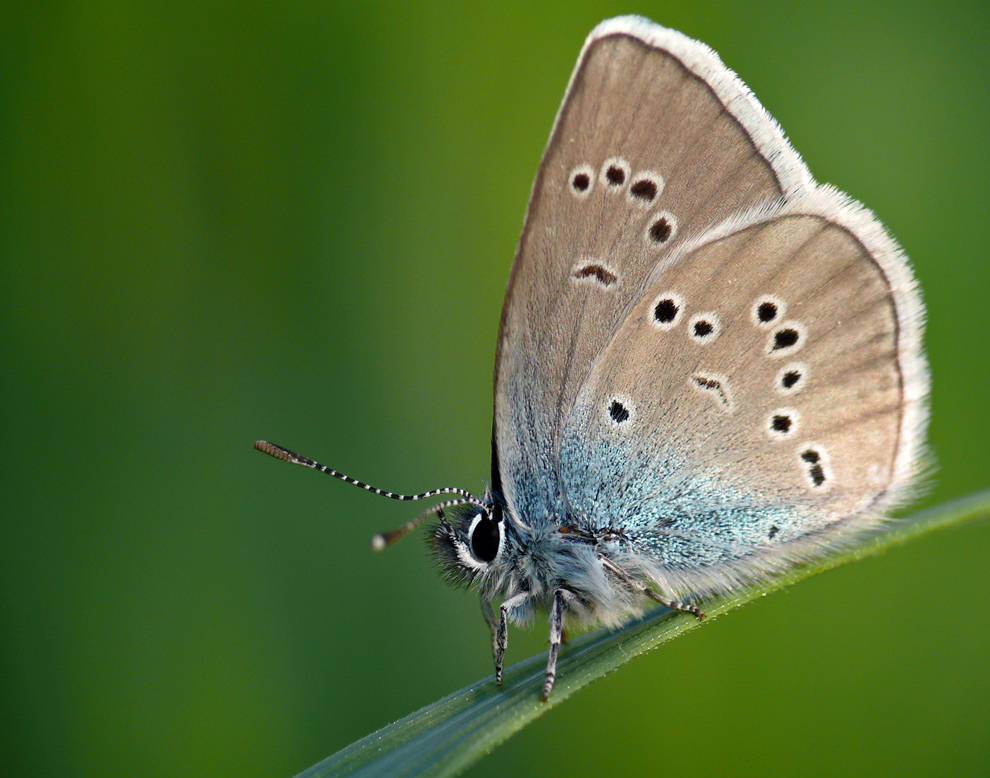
[767,323,806,358]
[648,216,672,244]
[605,165,626,186]
[767,409,799,440]
[630,178,658,201]
[758,301,778,323]
[654,298,679,324]
[752,295,786,327]
[600,158,631,191]
[774,328,800,350]
[688,312,720,344]
[768,525,780,540]
[776,362,807,395]
[691,373,733,412]
[801,448,828,487]
[573,263,617,287]
[569,166,594,197]
[609,399,630,423]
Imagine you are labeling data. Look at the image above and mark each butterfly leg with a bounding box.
[480,595,498,665]
[496,591,530,685]
[644,588,705,620]
[541,589,566,702]
[601,556,705,619]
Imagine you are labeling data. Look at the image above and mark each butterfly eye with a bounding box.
[467,507,503,564]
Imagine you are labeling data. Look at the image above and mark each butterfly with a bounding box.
[256,15,928,701]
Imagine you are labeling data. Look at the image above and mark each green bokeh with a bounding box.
[2,2,987,777]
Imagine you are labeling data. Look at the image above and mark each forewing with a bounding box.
[493,18,811,526]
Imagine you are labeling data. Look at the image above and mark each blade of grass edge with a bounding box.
[297,488,990,778]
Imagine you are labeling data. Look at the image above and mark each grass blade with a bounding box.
[297,488,990,778]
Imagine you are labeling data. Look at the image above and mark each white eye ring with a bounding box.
[461,512,504,567]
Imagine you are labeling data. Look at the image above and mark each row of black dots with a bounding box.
[566,159,677,249]
[752,294,817,487]
[749,294,807,361]
[600,158,668,214]
[568,157,665,206]
[749,294,810,399]
[649,291,722,346]
[749,296,831,490]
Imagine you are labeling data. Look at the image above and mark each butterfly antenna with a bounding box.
[254,441,487,550]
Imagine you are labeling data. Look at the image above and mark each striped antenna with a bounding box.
[253,440,487,549]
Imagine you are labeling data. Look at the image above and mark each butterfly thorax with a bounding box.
[432,501,653,629]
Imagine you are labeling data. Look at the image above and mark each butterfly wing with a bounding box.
[493,17,811,527]
[557,188,928,598]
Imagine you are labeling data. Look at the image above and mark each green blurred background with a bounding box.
[3,1,988,776]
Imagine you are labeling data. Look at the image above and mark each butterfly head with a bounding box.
[432,499,515,586]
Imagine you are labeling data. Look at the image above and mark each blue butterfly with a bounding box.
[257,15,928,700]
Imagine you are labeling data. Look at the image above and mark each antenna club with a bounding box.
[254,440,291,461]
[370,535,387,552]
